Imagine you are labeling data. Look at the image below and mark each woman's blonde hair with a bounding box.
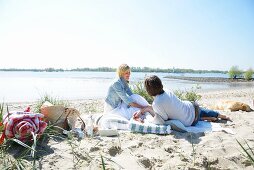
[117,64,130,77]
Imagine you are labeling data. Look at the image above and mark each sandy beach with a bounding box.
[3,86,254,170]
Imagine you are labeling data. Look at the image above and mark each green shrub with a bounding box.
[174,85,201,102]
[244,68,253,81]
[131,82,201,103]
[228,66,242,79]
[131,81,154,104]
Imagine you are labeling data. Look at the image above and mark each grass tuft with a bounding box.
[174,85,202,102]
[236,139,254,166]
[101,154,106,170]
[33,93,69,113]
[131,81,154,104]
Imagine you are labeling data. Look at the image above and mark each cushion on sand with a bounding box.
[129,118,171,134]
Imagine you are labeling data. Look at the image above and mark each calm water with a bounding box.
[0,71,250,102]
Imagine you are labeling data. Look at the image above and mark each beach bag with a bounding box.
[40,102,83,130]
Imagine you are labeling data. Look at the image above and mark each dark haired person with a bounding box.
[134,75,231,126]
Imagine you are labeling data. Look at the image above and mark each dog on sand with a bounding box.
[213,101,253,112]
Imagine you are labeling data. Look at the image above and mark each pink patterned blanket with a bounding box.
[0,111,47,143]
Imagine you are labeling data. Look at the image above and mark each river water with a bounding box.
[0,71,251,102]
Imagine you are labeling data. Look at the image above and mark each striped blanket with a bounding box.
[1,111,47,143]
[97,114,171,134]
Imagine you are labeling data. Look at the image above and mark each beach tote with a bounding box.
[40,103,82,130]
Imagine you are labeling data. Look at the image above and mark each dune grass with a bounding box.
[0,137,37,169]
[131,81,154,104]
[131,81,202,103]
[101,154,106,170]
[33,93,69,113]
[237,139,254,166]
[174,85,202,102]
[190,134,197,166]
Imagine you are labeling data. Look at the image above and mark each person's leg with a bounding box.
[130,94,149,107]
[199,107,231,121]
[104,102,114,113]
[199,107,219,122]
[200,116,218,122]
[199,107,218,117]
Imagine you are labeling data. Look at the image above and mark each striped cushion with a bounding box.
[129,118,171,134]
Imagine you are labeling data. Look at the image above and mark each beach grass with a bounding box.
[0,138,37,169]
[174,85,202,102]
[131,81,154,104]
[190,134,197,166]
[131,81,202,103]
[33,93,69,113]
[101,154,106,170]
[237,139,254,166]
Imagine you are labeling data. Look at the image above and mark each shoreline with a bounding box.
[164,75,254,83]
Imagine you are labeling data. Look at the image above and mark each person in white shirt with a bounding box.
[134,75,231,126]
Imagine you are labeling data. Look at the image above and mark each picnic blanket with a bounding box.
[0,111,47,143]
[96,113,129,130]
[98,112,235,135]
[181,121,235,134]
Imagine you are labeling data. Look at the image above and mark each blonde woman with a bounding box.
[104,64,149,120]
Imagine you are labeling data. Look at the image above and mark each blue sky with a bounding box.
[0,0,253,71]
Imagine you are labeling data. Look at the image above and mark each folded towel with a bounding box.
[3,112,47,142]
[143,115,235,134]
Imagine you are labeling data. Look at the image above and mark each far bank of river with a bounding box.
[164,75,254,83]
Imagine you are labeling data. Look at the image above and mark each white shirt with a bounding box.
[152,90,195,126]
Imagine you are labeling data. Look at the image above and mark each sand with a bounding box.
[3,86,254,170]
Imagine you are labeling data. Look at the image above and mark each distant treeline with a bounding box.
[0,67,227,74]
